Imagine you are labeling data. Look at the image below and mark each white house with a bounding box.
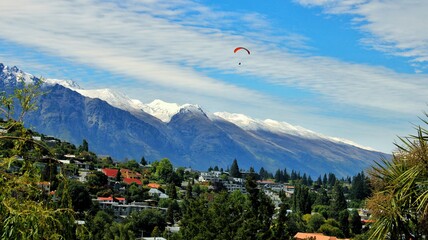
[148,188,169,199]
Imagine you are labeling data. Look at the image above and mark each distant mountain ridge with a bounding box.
[0,63,389,177]
[45,73,374,151]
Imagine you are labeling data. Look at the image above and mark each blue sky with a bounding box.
[0,0,427,153]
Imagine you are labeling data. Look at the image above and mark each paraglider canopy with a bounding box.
[234,47,250,65]
[234,47,250,55]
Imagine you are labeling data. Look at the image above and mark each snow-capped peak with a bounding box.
[142,99,181,122]
[41,77,201,123]
[1,64,36,84]
[45,78,82,89]
[212,112,260,129]
[142,100,204,122]
[77,88,145,112]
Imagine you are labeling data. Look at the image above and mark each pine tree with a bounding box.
[292,184,312,214]
[331,183,347,219]
[302,173,308,186]
[338,210,350,238]
[328,173,337,187]
[283,168,289,183]
[115,169,122,182]
[323,174,328,186]
[229,158,241,178]
[275,169,282,182]
[350,210,362,235]
[140,156,147,166]
[316,176,323,186]
[259,167,267,180]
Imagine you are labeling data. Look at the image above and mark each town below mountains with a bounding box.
[1,62,427,239]
[0,117,372,239]
[0,63,389,177]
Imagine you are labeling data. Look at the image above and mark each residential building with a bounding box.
[95,200,167,218]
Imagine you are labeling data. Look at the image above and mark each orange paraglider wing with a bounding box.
[234,47,250,54]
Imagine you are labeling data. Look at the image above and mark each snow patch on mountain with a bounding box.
[213,112,375,151]
[213,112,318,137]
[45,78,82,89]
[143,100,205,122]
[142,99,181,122]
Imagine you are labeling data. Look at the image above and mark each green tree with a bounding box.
[236,170,274,240]
[274,169,283,183]
[350,210,362,235]
[319,221,344,238]
[178,195,212,239]
[155,158,174,183]
[127,208,166,237]
[140,156,147,166]
[229,158,241,178]
[338,210,350,238]
[57,180,92,213]
[104,221,135,240]
[331,183,347,219]
[167,183,178,199]
[115,168,122,181]
[308,213,326,232]
[351,171,371,201]
[89,210,114,239]
[86,170,109,194]
[366,114,428,239]
[121,159,140,171]
[292,184,312,214]
[11,77,45,122]
[166,200,179,224]
[0,79,79,239]
[78,139,89,152]
[284,212,306,237]
[314,188,330,206]
[272,203,289,239]
[125,183,146,202]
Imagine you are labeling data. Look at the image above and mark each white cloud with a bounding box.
[294,0,428,65]
[0,0,427,152]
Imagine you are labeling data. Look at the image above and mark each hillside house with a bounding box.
[95,200,167,218]
[198,171,223,182]
[223,181,247,193]
[96,196,126,204]
[148,188,169,199]
[147,183,161,189]
[123,178,142,185]
[101,168,142,185]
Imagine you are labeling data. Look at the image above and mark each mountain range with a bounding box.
[0,63,389,177]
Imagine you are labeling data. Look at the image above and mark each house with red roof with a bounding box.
[123,178,142,185]
[294,232,337,240]
[97,196,126,204]
[101,168,119,178]
[294,232,349,240]
[120,168,141,179]
[101,168,142,185]
[147,183,160,189]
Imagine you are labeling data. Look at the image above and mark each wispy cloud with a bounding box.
[294,0,428,70]
[0,0,427,152]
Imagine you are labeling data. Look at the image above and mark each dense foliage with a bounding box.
[366,114,428,239]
